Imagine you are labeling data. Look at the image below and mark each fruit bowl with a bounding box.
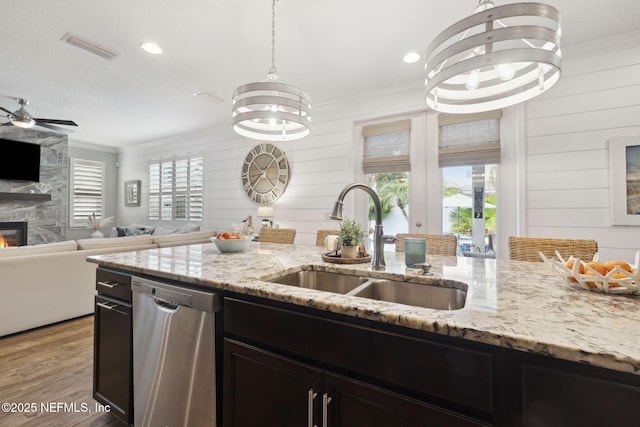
[211,235,251,253]
[540,251,640,294]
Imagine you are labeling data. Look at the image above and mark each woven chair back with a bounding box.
[259,228,296,244]
[508,236,598,262]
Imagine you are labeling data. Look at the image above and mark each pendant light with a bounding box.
[232,0,311,141]
[425,0,561,114]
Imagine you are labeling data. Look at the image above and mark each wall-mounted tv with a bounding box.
[0,138,41,182]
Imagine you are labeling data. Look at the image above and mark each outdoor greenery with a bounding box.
[338,218,365,247]
[447,190,496,236]
[367,172,409,222]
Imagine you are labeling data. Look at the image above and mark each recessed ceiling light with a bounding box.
[403,52,421,64]
[140,42,163,55]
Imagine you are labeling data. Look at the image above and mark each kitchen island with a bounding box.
[88,242,640,426]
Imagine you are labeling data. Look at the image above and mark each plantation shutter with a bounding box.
[70,158,105,227]
[148,155,204,221]
[362,119,411,173]
[438,110,501,167]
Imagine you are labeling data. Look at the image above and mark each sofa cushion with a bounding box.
[77,234,155,250]
[0,240,78,259]
[117,226,156,237]
[177,222,200,233]
[152,226,178,236]
[152,229,216,246]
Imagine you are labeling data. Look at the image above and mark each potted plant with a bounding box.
[338,218,364,259]
[87,213,114,238]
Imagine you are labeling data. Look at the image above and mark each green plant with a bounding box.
[338,218,365,247]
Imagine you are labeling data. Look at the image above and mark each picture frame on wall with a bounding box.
[609,136,640,226]
[124,180,141,207]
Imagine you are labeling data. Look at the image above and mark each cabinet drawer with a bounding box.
[224,297,493,413]
[96,267,132,302]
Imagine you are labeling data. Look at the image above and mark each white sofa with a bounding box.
[0,229,217,337]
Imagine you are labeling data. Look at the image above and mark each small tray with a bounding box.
[322,252,371,264]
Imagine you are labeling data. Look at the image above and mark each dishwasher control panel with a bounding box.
[131,276,220,313]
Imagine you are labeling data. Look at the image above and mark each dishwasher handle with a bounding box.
[131,276,220,313]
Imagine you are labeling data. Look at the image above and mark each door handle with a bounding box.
[308,389,318,427]
[322,393,332,427]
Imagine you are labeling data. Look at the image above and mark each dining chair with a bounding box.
[259,228,296,244]
[508,236,598,262]
[395,233,458,256]
[315,229,339,247]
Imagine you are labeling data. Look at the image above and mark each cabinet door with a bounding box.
[324,372,490,427]
[224,339,323,427]
[93,295,132,424]
[522,363,640,427]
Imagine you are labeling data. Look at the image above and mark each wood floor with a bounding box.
[0,316,125,427]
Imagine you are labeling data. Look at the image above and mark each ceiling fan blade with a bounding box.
[35,122,75,133]
[34,118,78,126]
[0,106,16,117]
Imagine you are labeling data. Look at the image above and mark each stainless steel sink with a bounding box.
[347,279,466,310]
[265,269,467,310]
[267,270,368,294]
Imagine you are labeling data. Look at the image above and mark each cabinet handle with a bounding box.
[97,280,120,288]
[308,389,317,427]
[322,393,332,427]
[96,301,128,316]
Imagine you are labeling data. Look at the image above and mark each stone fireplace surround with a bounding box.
[0,127,68,245]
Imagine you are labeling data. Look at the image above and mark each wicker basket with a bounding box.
[259,228,296,244]
[540,250,640,294]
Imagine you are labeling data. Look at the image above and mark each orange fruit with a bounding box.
[586,261,606,276]
[565,259,585,282]
[582,270,598,288]
[605,260,632,273]
[609,272,629,288]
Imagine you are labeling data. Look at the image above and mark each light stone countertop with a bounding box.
[88,241,640,375]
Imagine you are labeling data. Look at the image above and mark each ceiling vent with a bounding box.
[193,91,224,104]
[61,33,118,61]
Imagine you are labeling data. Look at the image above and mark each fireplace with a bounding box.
[0,222,28,247]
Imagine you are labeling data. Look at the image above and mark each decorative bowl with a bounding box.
[540,250,640,294]
[210,236,251,253]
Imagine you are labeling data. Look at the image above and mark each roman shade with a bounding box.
[438,110,501,167]
[362,119,411,174]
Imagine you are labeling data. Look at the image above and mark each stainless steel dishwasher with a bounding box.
[132,276,220,427]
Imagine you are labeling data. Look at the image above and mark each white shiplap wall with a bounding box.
[117,31,640,259]
[117,83,426,246]
[524,31,640,260]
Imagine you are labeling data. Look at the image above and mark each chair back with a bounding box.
[259,228,296,244]
[315,229,339,247]
[508,237,598,262]
[395,234,457,256]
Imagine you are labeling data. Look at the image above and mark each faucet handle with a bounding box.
[415,263,433,276]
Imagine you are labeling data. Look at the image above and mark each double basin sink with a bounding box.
[266,269,467,310]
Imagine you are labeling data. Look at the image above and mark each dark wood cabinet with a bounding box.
[93,268,133,425]
[520,359,640,427]
[224,339,487,427]
[223,296,491,427]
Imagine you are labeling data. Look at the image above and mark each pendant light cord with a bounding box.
[269,0,277,75]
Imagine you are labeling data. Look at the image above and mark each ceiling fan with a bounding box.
[0,98,77,132]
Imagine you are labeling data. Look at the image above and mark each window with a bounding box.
[439,110,500,256]
[70,158,106,227]
[362,119,411,247]
[148,155,203,221]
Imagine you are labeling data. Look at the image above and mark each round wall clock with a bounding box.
[241,143,291,205]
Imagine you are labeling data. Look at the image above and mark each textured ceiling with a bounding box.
[1,0,639,147]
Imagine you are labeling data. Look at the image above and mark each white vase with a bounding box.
[91,230,104,239]
[341,245,358,259]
